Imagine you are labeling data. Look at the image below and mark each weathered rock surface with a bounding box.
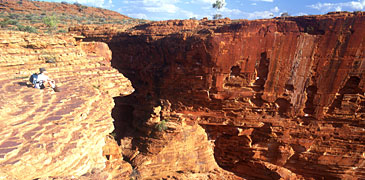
[74,12,365,179]
[0,30,134,179]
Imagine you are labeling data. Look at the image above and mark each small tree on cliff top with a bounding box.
[212,0,225,19]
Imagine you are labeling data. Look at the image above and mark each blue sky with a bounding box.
[45,0,365,20]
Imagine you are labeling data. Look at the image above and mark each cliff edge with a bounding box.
[0,31,134,179]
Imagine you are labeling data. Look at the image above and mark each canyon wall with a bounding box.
[73,12,365,179]
[0,31,134,179]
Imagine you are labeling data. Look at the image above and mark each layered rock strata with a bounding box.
[73,12,365,179]
[0,31,133,179]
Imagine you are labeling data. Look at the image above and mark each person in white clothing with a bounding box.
[31,68,59,91]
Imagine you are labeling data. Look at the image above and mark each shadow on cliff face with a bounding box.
[203,122,344,180]
[203,124,282,180]
[328,76,362,114]
[111,96,135,144]
[112,97,134,140]
[303,85,318,115]
[111,94,154,142]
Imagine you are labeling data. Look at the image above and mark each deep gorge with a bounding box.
[77,12,365,179]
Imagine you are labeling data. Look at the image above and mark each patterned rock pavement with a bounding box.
[0,30,134,179]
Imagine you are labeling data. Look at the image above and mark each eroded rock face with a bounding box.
[0,31,134,179]
[74,12,365,179]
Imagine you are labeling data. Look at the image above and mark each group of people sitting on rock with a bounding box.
[29,68,60,92]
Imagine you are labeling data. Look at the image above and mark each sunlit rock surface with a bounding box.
[0,31,133,179]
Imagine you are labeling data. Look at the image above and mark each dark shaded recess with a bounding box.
[352,60,361,70]
[303,85,318,114]
[204,118,342,180]
[230,65,241,77]
[215,22,246,33]
[250,93,266,107]
[284,157,342,180]
[250,123,273,145]
[111,96,135,145]
[285,84,294,91]
[203,124,281,180]
[291,18,325,35]
[275,98,291,117]
[111,95,156,163]
[108,33,210,107]
[231,161,281,180]
[225,65,248,88]
[328,76,362,114]
[253,52,270,92]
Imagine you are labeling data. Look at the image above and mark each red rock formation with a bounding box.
[0,30,134,179]
[73,12,365,179]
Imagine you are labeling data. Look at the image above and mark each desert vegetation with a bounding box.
[0,1,147,33]
[155,120,168,132]
[212,0,225,19]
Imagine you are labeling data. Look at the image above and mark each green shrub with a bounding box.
[0,18,19,28]
[73,2,82,7]
[110,132,117,139]
[8,26,17,31]
[0,20,8,28]
[17,24,38,33]
[9,14,20,20]
[213,14,222,20]
[25,14,38,21]
[155,120,167,132]
[8,19,18,25]
[42,15,58,33]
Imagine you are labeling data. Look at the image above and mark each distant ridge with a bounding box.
[0,0,146,33]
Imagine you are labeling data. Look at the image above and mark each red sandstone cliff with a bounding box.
[71,12,365,179]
